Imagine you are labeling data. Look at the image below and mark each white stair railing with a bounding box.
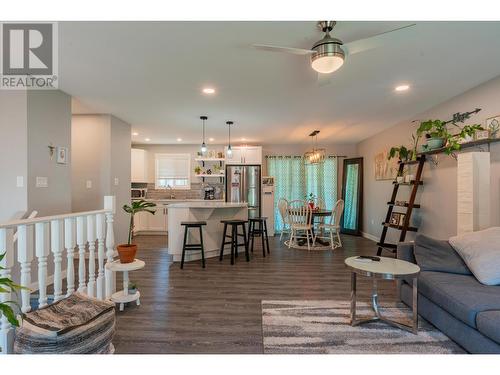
[0,196,116,354]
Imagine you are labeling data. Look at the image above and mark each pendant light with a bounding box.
[200,116,208,153]
[304,130,326,165]
[226,121,233,156]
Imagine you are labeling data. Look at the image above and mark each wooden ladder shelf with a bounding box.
[376,155,426,256]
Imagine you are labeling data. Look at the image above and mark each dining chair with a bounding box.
[314,199,344,249]
[277,198,290,241]
[288,200,313,251]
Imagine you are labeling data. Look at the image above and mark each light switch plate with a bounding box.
[16,176,24,188]
[114,177,119,186]
[86,180,92,189]
[36,176,48,188]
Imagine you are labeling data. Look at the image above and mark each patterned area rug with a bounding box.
[262,300,465,354]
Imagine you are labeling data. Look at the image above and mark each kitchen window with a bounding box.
[155,153,191,189]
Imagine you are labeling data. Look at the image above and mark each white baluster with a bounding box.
[96,213,105,300]
[87,215,97,297]
[0,228,15,354]
[104,196,116,299]
[35,222,50,308]
[17,225,33,313]
[64,217,76,296]
[50,219,63,302]
[76,216,87,293]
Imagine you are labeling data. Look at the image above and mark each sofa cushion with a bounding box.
[414,234,471,275]
[449,227,500,285]
[476,310,500,344]
[418,271,500,328]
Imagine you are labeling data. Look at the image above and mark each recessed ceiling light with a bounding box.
[202,87,216,95]
[176,138,182,142]
[395,84,410,92]
[241,137,246,141]
[132,132,139,136]
[209,137,214,142]
[145,138,151,142]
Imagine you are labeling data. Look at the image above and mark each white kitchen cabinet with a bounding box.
[224,146,262,165]
[133,203,168,234]
[131,148,149,182]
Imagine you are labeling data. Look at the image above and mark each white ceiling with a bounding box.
[62,21,500,145]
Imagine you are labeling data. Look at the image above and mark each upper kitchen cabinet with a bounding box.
[224,146,262,165]
[131,148,149,182]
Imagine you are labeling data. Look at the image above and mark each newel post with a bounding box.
[0,228,14,354]
[104,196,116,299]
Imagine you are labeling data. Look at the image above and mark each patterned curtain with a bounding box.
[267,156,338,231]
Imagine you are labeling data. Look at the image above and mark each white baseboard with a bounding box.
[361,231,378,242]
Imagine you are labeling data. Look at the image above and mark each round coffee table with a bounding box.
[105,259,145,311]
[344,256,420,334]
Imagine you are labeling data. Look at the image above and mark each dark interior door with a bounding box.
[341,157,363,235]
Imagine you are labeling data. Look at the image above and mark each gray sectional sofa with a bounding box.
[397,235,500,354]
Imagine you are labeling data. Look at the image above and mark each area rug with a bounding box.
[261,300,465,354]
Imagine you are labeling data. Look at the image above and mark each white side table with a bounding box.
[105,259,145,311]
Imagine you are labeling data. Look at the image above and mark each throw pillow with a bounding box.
[414,234,471,275]
[449,227,500,286]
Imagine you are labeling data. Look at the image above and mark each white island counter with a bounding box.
[167,201,248,262]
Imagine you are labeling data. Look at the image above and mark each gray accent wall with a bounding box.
[71,114,131,244]
[357,75,500,242]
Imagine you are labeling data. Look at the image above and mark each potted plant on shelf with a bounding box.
[194,166,202,175]
[0,252,28,329]
[119,200,157,263]
[388,145,411,162]
[128,281,137,295]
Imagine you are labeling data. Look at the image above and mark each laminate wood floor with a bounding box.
[113,234,397,354]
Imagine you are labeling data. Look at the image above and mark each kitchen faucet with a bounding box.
[167,184,175,199]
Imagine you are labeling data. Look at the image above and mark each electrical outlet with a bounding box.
[86,180,92,189]
[36,176,48,188]
[371,219,374,225]
[16,176,24,187]
[114,177,119,186]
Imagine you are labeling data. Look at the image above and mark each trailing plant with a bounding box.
[0,252,28,327]
[123,200,157,245]
[417,119,483,155]
[388,145,410,161]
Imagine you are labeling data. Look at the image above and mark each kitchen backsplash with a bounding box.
[144,182,225,200]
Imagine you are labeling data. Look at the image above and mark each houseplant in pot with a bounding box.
[388,145,411,162]
[305,193,316,210]
[119,200,157,263]
[0,252,28,329]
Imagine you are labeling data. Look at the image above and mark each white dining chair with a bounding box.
[314,199,344,249]
[277,198,290,241]
[288,200,313,251]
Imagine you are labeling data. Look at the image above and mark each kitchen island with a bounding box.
[167,201,248,262]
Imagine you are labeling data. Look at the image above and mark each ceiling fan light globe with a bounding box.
[311,55,344,74]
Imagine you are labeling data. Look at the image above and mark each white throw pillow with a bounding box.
[449,227,500,286]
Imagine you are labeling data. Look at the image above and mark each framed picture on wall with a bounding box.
[374,151,399,180]
[56,146,68,164]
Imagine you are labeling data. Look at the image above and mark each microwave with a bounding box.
[131,188,147,199]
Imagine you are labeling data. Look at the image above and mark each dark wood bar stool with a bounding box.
[219,219,249,265]
[248,217,270,257]
[180,221,207,269]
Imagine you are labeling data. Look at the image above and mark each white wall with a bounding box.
[357,75,500,241]
[71,114,131,244]
[0,91,28,221]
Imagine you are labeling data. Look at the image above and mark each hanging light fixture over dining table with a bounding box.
[304,130,326,165]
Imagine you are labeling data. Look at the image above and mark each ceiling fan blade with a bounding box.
[252,44,315,55]
[343,23,417,55]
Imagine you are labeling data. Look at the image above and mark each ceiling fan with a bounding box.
[253,21,417,80]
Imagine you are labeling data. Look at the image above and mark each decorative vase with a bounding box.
[308,202,315,210]
[117,244,137,264]
[426,137,446,150]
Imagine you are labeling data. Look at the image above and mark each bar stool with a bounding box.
[180,221,206,269]
[248,217,270,257]
[219,220,249,265]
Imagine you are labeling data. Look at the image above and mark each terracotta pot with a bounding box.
[117,244,137,264]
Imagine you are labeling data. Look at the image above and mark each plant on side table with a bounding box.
[0,252,28,328]
[119,200,157,263]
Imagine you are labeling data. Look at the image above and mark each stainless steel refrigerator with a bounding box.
[225,165,261,219]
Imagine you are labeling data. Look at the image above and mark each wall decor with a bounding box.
[56,146,68,164]
[398,212,407,226]
[475,129,490,141]
[486,116,500,139]
[374,151,399,180]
